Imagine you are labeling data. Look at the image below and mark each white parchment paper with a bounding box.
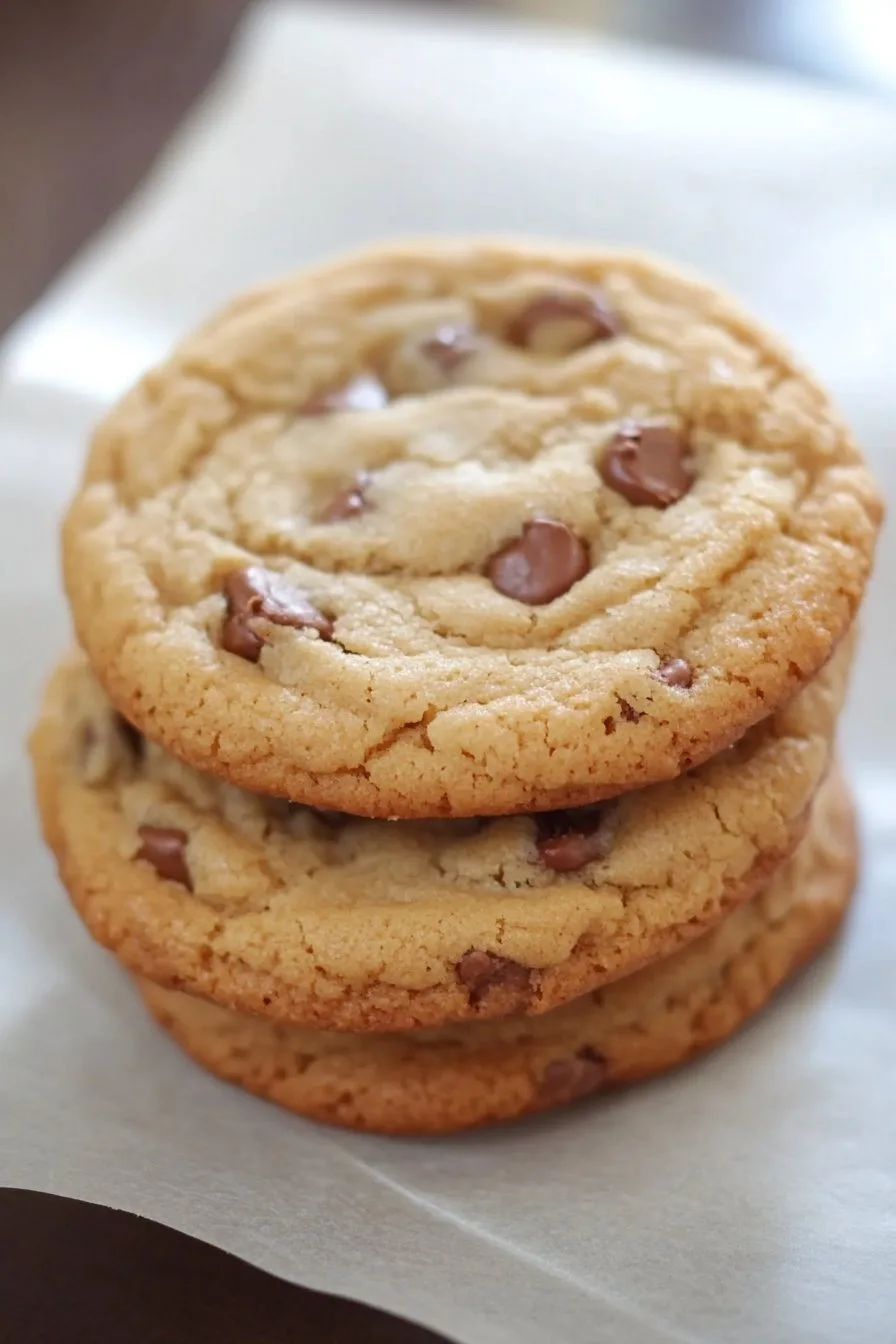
[1,5,895,1341]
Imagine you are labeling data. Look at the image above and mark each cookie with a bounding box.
[136,768,857,1134]
[61,241,881,818]
[31,642,849,1031]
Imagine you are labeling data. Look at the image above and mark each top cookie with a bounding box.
[62,240,881,817]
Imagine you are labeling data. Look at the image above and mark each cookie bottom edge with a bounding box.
[135,772,857,1135]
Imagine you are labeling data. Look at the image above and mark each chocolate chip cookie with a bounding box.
[61,241,881,817]
[136,767,856,1134]
[30,642,849,1031]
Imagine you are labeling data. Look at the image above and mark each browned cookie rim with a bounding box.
[30,640,847,1032]
[62,240,882,819]
[135,771,857,1134]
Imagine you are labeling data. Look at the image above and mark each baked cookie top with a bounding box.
[137,765,856,1133]
[30,643,848,1031]
[62,240,881,816]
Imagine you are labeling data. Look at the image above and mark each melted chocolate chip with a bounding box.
[507,289,620,355]
[654,657,694,688]
[419,323,478,373]
[302,374,389,415]
[536,806,608,872]
[320,472,371,522]
[486,518,589,605]
[538,1047,607,1102]
[136,825,192,890]
[221,567,333,663]
[600,422,693,508]
[456,950,532,1006]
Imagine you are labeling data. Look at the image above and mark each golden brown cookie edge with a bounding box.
[61,239,883,819]
[134,770,857,1134]
[28,639,849,1034]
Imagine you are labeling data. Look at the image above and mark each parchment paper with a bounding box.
[1,5,894,1341]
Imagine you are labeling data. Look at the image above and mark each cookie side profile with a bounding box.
[30,643,849,1031]
[137,768,857,1134]
[62,241,882,817]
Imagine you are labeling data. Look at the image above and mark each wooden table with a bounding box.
[0,0,252,339]
[0,1189,444,1342]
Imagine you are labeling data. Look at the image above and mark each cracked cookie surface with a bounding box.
[62,241,881,817]
[137,768,856,1133]
[30,643,849,1031]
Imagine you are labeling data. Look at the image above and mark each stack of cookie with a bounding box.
[30,241,882,1134]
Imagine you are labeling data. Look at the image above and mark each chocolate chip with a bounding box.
[536,806,608,872]
[136,825,192,890]
[654,657,694,688]
[486,518,589,605]
[302,374,389,416]
[600,422,693,508]
[221,566,333,663]
[538,1047,607,1102]
[389,322,481,394]
[320,472,371,522]
[115,713,144,759]
[419,323,478,373]
[506,289,620,355]
[456,950,531,1006]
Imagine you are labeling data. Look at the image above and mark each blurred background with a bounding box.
[1,0,894,339]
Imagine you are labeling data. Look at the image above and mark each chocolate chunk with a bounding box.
[506,289,620,355]
[115,712,144,759]
[221,566,333,663]
[486,518,589,605]
[654,657,694,688]
[320,472,371,522]
[302,374,389,415]
[136,825,192,890]
[600,422,693,508]
[539,1047,607,1102]
[418,323,478,373]
[456,950,531,1006]
[536,806,608,872]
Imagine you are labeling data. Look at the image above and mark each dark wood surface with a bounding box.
[0,0,252,338]
[0,1189,447,1344]
[0,0,883,1337]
